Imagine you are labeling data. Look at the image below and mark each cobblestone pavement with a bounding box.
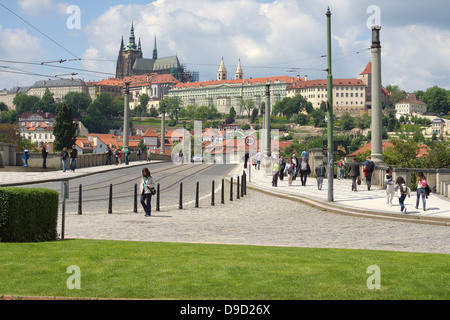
[59,183,450,254]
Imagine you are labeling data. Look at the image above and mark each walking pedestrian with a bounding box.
[271,155,280,187]
[348,157,360,191]
[299,156,311,186]
[284,158,294,186]
[363,156,375,190]
[42,145,48,169]
[139,168,155,217]
[291,154,299,180]
[147,148,151,162]
[113,148,119,165]
[137,148,143,161]
[118,149,122,164]
[60,147,69,172]
[415,172,427,211]
[315,161,326,190]
[105,146,112,165]
[278,155,286,181]
[301,148,308,161]
[124,148,130,165]
[385,167,395,206]
[338,157,345,180]
[70,145,78,172]
[256,151,262,170]
[23,146,29,167]
[396,176,410,214]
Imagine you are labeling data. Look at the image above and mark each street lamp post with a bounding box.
[123,82,130,152]
[326,7,334,202]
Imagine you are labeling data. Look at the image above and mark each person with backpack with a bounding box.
[338,157,345,180]
[364,156,375,190]
[284,158,294,186]
[415,172,427,211]
[395,176,410,214]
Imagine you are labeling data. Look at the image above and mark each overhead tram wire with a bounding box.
[0,59,116,79]
[0,2,81,60]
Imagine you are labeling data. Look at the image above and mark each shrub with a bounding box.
[0,188,59,242]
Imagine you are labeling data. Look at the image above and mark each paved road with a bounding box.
[2,161,448,254]
[58,180,449,254]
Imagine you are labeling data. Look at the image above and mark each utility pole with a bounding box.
[123,82,130,151]
[326,7,334,202]
[370,26,384,164]
[263,84,271,157]
[160,102,166,155]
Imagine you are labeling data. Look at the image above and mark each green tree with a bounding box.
[13,92,40,115]
[53,102,77,151]
[32,88,57,114]
[339,112,355,131]
[63,92,92,118]
[242,99,256,119]
[159,97,183,122]
[422,86,449,114]
[386,84,406,106]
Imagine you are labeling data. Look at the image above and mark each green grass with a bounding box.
[0,240,448,300]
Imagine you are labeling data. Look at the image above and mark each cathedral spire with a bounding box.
[153,34,158,60]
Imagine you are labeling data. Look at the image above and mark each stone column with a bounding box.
[370,26,384,164]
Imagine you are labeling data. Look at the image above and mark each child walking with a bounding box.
[395,176,410,214]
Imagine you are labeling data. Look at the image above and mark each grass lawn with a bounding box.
[0,240,448,300]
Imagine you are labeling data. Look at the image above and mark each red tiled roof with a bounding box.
[396,96,427,105]
[360,62,371,75]
[143,127,158,137]
[173,76,295,90]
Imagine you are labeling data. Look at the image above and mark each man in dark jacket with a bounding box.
[348,157,360,191]
[70,145,78,172]
[42,145,48,169]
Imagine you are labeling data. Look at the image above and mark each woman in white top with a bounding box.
[416,171,427,211]
[385,167,395,206]
[139,167,155,217]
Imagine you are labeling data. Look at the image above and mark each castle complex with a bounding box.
[115,23,196,83]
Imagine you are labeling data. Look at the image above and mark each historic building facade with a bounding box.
[167,58,294,114]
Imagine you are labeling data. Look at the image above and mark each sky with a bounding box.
[0,0,449,93]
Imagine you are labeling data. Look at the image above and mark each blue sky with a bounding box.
[1,0,449,92]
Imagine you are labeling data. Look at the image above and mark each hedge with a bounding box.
[0,187,59,242]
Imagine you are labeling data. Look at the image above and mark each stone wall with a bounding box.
[0,143,16,167]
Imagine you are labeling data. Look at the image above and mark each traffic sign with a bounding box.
[245,136,256,146]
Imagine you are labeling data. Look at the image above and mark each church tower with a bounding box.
[115,23,143,79]
[235,58,243,80]
[217,57,227,81]
[153,34,158,60]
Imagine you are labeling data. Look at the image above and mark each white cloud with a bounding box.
[0,26,44,88]
[76,0,449,91]
[18,0,68,16]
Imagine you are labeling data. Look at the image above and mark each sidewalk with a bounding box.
[0,161,154,187]
[231,164,450,226]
